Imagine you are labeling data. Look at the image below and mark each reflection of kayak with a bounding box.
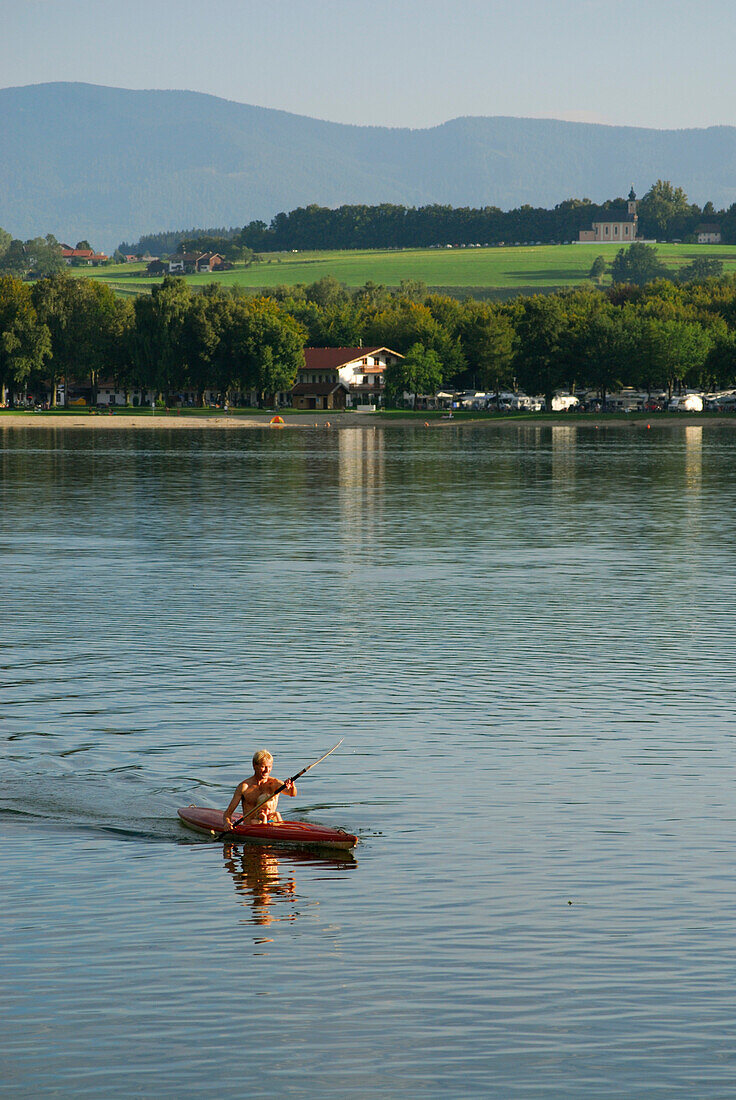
[178,807,358,851]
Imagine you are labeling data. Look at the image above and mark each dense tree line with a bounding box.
[0,275,305,406]
[240,181,736,250]
[118,180,736,257]
[117,226,249,261]
[3,261,736,410]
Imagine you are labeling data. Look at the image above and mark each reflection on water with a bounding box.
[3,424,736,1099]
[222,843,297,926]
[338,427,385,560]
[685,423,703,493]
[221,842,356,927]
[551,424,577,489]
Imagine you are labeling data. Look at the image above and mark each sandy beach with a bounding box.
[1,412,415,429]
[1,412,733,430]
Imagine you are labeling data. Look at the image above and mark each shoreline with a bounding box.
[0,412,732,430]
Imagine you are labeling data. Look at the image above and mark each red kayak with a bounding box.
[178,806,357,852]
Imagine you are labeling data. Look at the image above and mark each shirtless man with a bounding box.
[223,750,296,828]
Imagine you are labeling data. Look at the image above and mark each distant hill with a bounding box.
[3,82,736,252]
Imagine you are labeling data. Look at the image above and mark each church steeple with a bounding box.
[628,186,637,215]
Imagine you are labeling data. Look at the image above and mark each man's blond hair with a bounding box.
[252,749,273,767]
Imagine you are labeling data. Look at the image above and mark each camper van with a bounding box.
[668,394,704,412]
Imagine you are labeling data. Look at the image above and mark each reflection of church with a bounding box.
[578,188,638,243]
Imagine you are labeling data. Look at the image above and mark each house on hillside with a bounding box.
[61,245,108,266]
[197,252,229,272]
[291,347,403,411]
[144,252,231,276]
[578,188,639,244]
[697,224,721,244]
[179,251,229,273]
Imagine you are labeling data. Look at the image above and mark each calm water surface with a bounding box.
[2,423,736,1098]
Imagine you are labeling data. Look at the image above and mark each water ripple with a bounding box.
[3,425,736,1097]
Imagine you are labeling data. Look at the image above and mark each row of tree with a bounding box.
[119,181,736,256]
[0,275,304,406]
[0,231,68,278]
[4,264,736,410]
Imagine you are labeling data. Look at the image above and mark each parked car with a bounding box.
[706,395,736,411]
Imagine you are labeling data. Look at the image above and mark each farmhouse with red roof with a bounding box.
[291,347,403,411]
[61,245,108,266]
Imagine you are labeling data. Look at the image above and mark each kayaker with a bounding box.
[223,750,296,828]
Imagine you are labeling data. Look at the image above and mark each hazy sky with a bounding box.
[2,0,734,130]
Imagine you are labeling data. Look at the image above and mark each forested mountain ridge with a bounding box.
[4,82,736,251]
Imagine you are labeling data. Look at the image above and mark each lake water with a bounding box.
[2,422,736,1098]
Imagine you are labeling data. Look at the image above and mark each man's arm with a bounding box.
[224,782,246,827]
[271,777,296,798]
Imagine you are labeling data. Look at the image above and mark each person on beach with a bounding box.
[223,750,296,828]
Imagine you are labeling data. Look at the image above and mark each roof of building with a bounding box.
[303,347,401,370]
[697,224,721,232]
[177,251,224,263]
[592,213,637,225]
[291,382,349,396]
[62,247,108,260]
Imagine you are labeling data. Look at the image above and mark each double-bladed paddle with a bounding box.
[220,738,345,836]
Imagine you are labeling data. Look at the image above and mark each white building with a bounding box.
[578,188,639,244]
[696,224,722,244]
[292,347,403,410]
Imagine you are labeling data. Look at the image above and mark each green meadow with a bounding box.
[81,242,736,298]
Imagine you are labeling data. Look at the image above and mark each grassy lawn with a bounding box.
[77,243,736,298]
